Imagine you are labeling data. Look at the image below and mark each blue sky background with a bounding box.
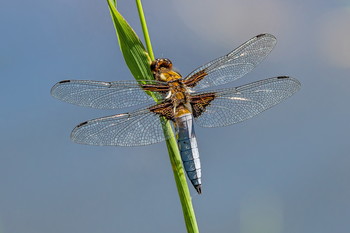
[1,0,350,232]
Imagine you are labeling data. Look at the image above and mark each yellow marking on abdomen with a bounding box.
[175,107,191,118]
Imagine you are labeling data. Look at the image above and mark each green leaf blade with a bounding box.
[107,0,152,80]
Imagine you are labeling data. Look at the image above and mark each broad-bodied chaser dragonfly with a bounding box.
[51,34,300,194]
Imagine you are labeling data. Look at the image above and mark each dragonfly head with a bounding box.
[151,58,173,81]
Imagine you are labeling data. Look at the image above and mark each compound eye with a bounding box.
[151,58,173,71]
[161,59,172,69]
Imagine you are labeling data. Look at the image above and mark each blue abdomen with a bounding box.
[175,113,202,194]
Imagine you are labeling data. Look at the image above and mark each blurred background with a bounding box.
[1,0,349,232]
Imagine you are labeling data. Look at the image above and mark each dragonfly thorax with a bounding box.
[167,80,193,117]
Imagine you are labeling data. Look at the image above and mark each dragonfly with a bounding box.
[51,33,300,194]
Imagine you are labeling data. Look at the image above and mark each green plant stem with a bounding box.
[135,0,154,60]
[135,1,199,232]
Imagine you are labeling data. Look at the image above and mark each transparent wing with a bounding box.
[194,76,301,127]
[184,34,277,90]
[71,108,171,146]
[51,80,165,109]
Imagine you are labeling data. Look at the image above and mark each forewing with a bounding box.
[51,80,167,109]
[71,108,170,146]
[194,76,301,127]
[184,34,277,90]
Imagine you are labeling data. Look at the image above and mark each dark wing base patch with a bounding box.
[183,70,208,88]
[148,101,175,121]
[190,93,216,118]
[141,83,169,93]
